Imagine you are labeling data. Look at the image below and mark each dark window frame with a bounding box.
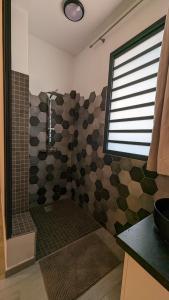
[103,16,166,161]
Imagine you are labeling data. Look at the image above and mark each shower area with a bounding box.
[28,90,101,259]
[10,66,122,264]
[10,47,121,266]
[9,68,124,298]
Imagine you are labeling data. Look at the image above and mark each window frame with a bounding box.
[104,16,166,161]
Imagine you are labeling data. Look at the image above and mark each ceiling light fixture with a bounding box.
[64,0,84,22]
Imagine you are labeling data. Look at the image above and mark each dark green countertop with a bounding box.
[117,215,169,291]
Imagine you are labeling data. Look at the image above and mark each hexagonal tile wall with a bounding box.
[29,92,76,206]
[69,87,169,234]
[29,87,169,235]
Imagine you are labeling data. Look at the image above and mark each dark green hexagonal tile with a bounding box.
[143,163,158,179]
[141,177,158,195]
[110,174,120,186]
[117,197,128,211]
[137,208,150,220]
[130,166,144,182]
[126,209,140,225]
[118,184,129,198]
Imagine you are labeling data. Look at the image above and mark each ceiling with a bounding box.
[12,0,141,55]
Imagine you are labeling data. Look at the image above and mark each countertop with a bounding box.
[117,215,169,291]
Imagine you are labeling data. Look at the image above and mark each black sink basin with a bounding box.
[154,198,169,243]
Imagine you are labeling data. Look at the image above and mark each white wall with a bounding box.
[29,35,74,95]
[73,0,169,98]
[11,0,169,96]
[11,5,29,74]
[11,6,74,94]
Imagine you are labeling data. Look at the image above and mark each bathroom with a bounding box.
[0,0,169,299]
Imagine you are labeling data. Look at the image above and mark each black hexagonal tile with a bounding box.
[62,120,69,129]
[70,90,76,99]
[89,91,96,103]
[117,197,128,211]
[80,168,85,176]
[53,185,60,193]
[83,120,88,129]
[74,130,78,138]
[56,94,64,105]
[114,222,123,234]
[37,196,47,204]
[71,188,75,199]
[61,154,68,163]
[30,116,39,126]
[54,133,63,142]
[118,184,129,197]
[87,134,92,145]
[104,154,112,165]
[55,114,63,124]
[100,97,106,111]
[37,187,46,195]
[88,114,94,124]
[114,222,131,234]
[74,111,79,121]
[92,142,99,151]
[94,191,102,201]
[60,187,67,195]
[30,166,39,175]
[110,174,120,186]
[90,162,97,172]
[137,208,150,220]
[81,149,86,158]
[101,188,110,200]
[39,102,48,112]
[30,136,39,146]
[95,180,103,190]
[126,209,140,225]
[46,164,54,173]
[141,177,158,195]
[93,129,99,139]
[30,175,38,184]
[130,166,144,182]
[83,99,90,109]
[77,153,81,162]
[38,151,47,161]
[143,163,157,179]
[101,86,107,101]
[83,193,89,203]
[68,142,74,151]
[46,173,54,181]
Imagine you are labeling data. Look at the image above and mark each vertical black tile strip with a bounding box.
[3,0,12,238]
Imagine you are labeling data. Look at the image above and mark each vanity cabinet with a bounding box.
[120,254,169,300]
[117,215,169,300]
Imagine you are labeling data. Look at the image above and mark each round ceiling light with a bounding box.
[64,0,84,22]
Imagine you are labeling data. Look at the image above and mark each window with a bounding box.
[104,17,165,160]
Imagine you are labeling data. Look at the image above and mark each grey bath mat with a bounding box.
[40,233,120,300]
[30,199,101,260]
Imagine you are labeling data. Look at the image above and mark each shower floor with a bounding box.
[30,199,101,260]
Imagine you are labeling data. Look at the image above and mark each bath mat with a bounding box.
[30,199,101,260]
[40,233,120,300]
